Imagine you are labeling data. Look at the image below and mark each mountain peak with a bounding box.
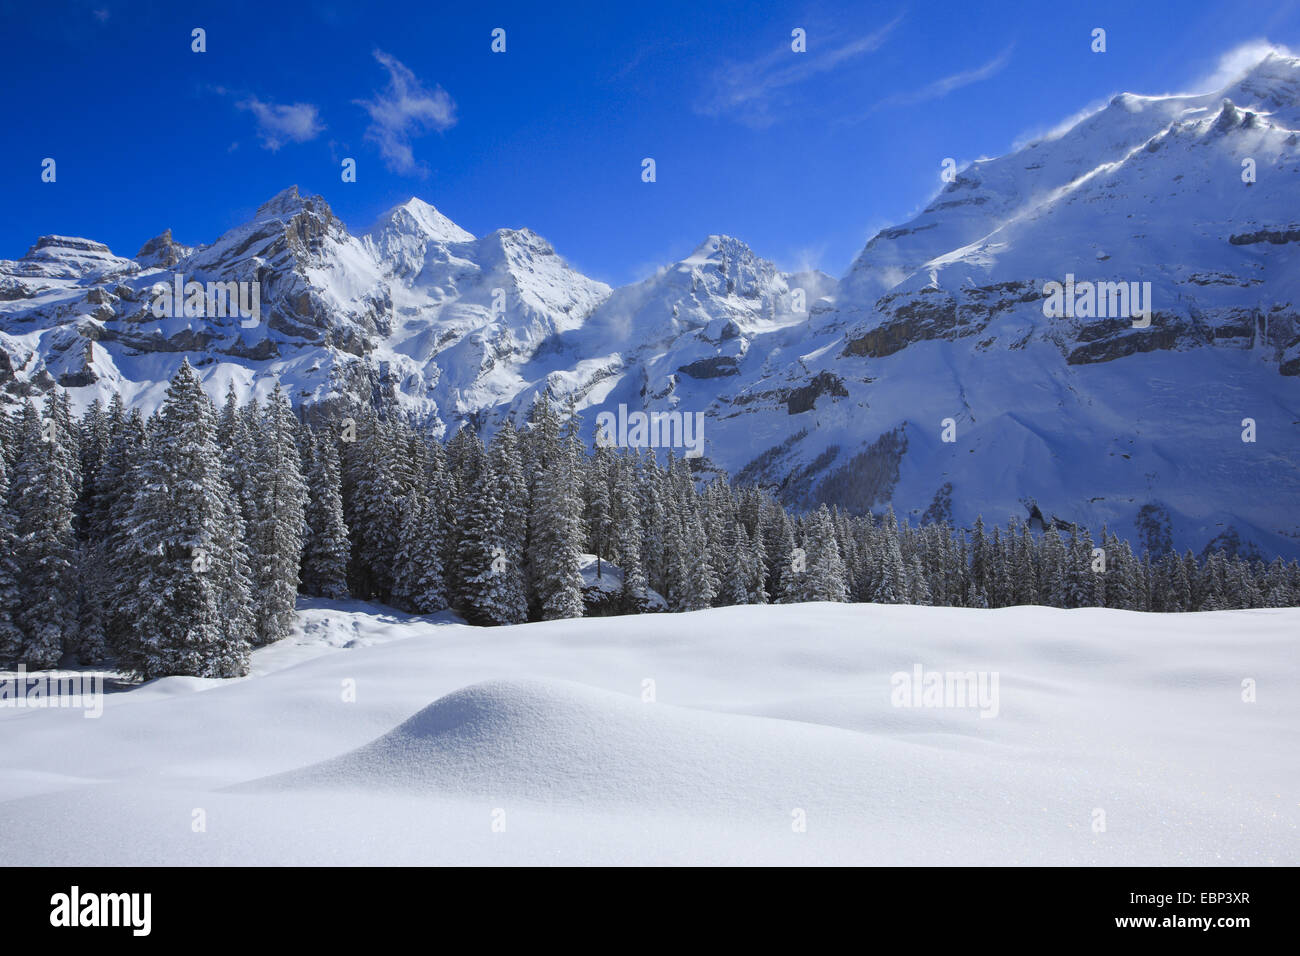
[254,185,335,223]
[4,235,136,281]
[24,235,114,258]
[256,184,302,217]
[686,234,755,263]
[135,229,194,269]
[1235,48,1299,82]
[1225,48,1300,109]
[372,197,473,244]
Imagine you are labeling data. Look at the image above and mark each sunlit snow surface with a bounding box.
[2,600,1296,865]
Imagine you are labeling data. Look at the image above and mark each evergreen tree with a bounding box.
[10,395,81,667]
[582,445,614,577]
[525,395,585,620]
[1179,550,1200,608]
[393,490,429,607]
[217,385,256,523]
[723,524,768,605]
[969,515,989,598]
[73,397,126,662]
[392,488,449,615]
[1013,522,1039,605]
[76,398,111,534]
[244,386,308,645]
[990,525,1015,607]
[300,426,351,599]
[100,406,149,657]
[806,505,850,602]
[0,406,17,470]
[873,509,908,605]
[441,426,486,602]
[1263,558,1292,608]
[341,406,404,601]
[1039,526,1068,607]
[610,455,650,612]
[637,450,669,601]
[1200,551,1229,610]
[1063,529,1097,608]
[456,425,529,624]
[1160,550,1192,612]
[0,451,24,667]
[908,554,933,605]
[676,513,718,611]
[1136,553,1154,611]
[778,518,809,604]
[116,361,253,678]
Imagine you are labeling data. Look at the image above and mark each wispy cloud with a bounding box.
[237,97,325,151]
[848,44,1013,120]
[609,39,692,83]
[355,50,457,176]
[779,241,831,276]
[696,15,903,128]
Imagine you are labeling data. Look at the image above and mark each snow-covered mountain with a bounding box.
[2,50,1299,558]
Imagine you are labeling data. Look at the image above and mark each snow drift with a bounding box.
[247,677,914,811]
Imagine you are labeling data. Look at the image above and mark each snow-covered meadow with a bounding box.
[2,600,1296,865]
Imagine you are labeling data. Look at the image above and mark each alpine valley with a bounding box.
[3,51,1299,559]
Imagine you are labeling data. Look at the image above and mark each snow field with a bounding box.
[2,600,1296,865]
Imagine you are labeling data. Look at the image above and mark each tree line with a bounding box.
[0,360,1296,678]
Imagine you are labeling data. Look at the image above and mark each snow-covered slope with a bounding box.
[2,51,1299,557]
[2,600,1296,864]
[730,52,1300,558]
[630,51,1300,557]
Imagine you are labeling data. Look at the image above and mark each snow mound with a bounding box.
[248,677,917,812]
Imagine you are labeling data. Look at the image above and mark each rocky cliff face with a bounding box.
[134,229,196,270]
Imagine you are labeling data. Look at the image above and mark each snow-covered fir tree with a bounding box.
[115,361,254,678]
[0,450,25,667]
[455,424,529,625]
[805,505,850,603]
[9,394,81,667]
[244,385,308,645]
[524,395,585,620]
[873,509,908,605]
[299,426,351,599]
[609,454,650,612]
[340,406,405,601]
[391,488,448,614]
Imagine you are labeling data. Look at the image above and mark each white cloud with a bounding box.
[775,241,832,277]
[853,45,1013,119]
[696,15,903,128]
[355,50,457,176]
[237,97,325,151]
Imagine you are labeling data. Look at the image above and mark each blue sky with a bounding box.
[3,0,1299,285]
